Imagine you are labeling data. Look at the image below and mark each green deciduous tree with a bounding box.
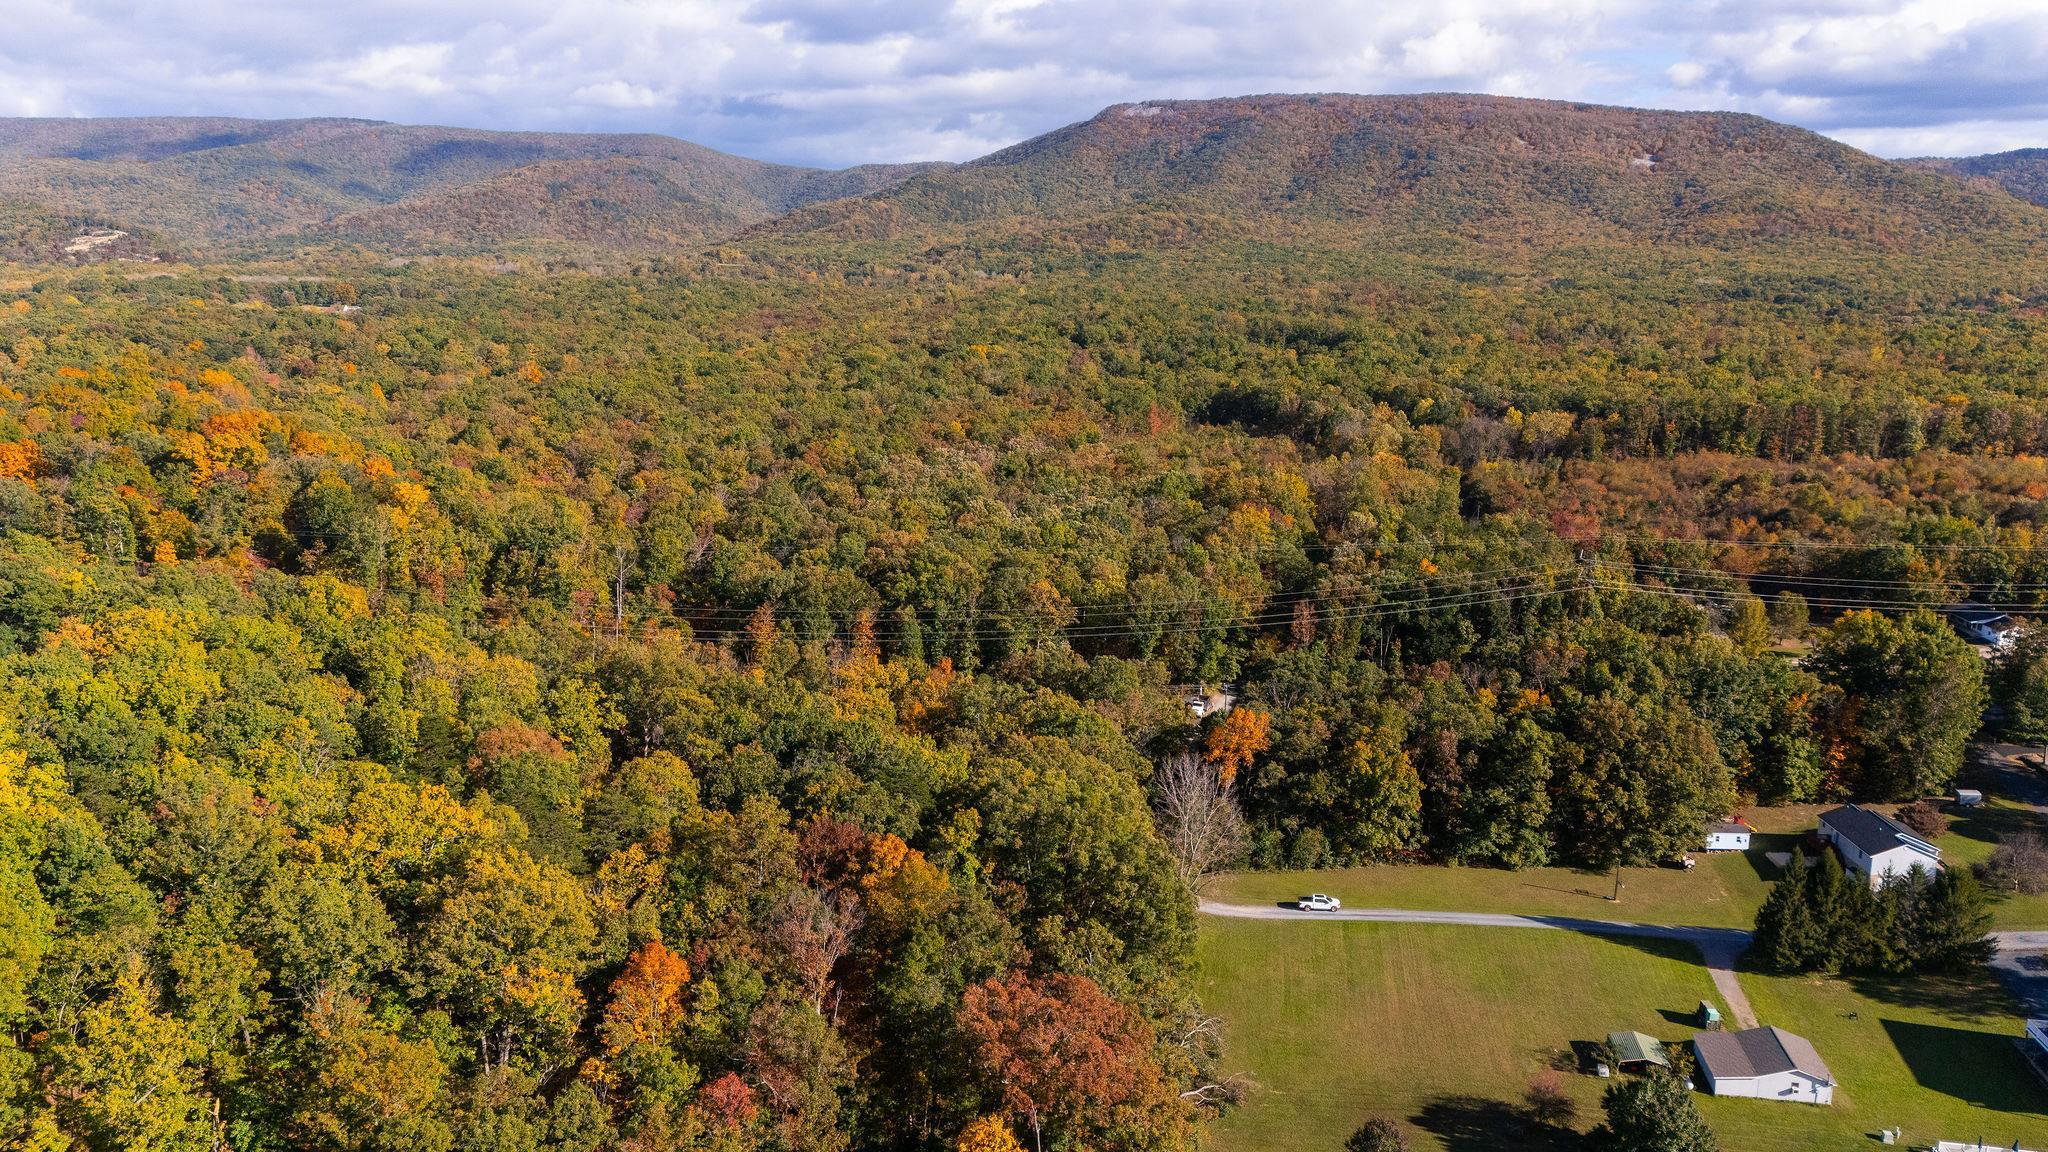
[1996,623,2048,762]
[49,964,214,1152]
[1596,1072,1717,1152]
[1811,609,1986,799]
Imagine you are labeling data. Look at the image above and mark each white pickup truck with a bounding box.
[1297,894,1342,912]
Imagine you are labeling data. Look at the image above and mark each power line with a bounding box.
[672,576,1577,643]
[668,559,1571,626]
[1592,559,2048,595]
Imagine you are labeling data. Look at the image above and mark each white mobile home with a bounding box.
[1704,821,1751,852]
[1818,805,1941,890]
[1692,1027,1834,1105]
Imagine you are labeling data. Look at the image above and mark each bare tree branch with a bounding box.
[1154,751,1247,895]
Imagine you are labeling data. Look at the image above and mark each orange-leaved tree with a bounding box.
[600,939,691,1058]
[1202,707,1269,786]
[958,970,1186,1152]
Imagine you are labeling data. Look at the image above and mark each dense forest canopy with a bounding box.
[2,92,2048,1152]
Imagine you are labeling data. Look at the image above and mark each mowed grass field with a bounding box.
[1212,797,2048,931]
[1197,919,1730,1151]
[1701,967,2048,1151]
[1207,839,1788,929]
[1198,919,2048,1152]
[1938,797,2048,929]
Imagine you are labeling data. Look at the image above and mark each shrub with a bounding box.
[1346,1117,1408,1152]
[1895,799,1949,840]
[1524,1070,1577,1128]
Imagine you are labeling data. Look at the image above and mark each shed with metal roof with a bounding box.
[1606,1030,1669,1071]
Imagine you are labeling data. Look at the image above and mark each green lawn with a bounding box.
[1208,839,1789,929]
[1198,919,2048,1152]
[1197,919,1731,1152]
[1940,797,2048,930]
[1211,797,2048,931]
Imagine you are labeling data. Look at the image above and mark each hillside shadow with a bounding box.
[1411,1095,1582,1152]
[1879,1018,2048,1116]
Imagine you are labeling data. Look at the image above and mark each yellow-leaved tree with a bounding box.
[955,1114,1025,1152]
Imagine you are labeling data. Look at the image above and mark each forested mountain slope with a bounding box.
[1910,147,2048,206]
[0,116,943,256]
[773,93,2048,257]
[5,97,2047,263]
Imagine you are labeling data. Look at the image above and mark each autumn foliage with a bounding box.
[959,970,1187,1152]
[1202,707,1270,785]
[600,940,691,1057]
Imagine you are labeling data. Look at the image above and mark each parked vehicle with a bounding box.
[1298,893,1342,912]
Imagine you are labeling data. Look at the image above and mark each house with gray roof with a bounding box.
[1818,804,1941,890]
[1692,1026,1834,1105]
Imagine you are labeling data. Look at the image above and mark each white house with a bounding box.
[1692,1027,1835,1105]
[2028,1019,2048,1060]
[1949,607,2024,652]
[1704,820,1751,852]
[1818,805,1941,890]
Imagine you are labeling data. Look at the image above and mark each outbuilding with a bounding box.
[1607,1030,1669,1073]
[1818,804,1941,890]
[1704,820,1751,852]
[1692,1026,1834,1105]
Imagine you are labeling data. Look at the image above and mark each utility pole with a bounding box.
[612,544,630,634]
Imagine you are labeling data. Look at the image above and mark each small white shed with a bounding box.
[1693,1027,1834,1105]
[1704,821,1751,852]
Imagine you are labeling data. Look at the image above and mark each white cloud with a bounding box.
[1401,20,1510,79]
[1666,60,1708,87]
[573,80,665,109]
[0,1,2043,164]
[337,43,457,95]
[1834,116,2048,158]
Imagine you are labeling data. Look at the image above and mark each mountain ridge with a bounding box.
[2,96,2045,262]
[1905,148,2048,207]
[0,115,948,257]
[763,93,2048,255]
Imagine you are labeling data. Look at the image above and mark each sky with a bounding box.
[4,0,2047,167]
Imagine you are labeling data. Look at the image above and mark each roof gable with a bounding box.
[1607,1030,1669,1066]
[1820,804,1914,857]
[1693,1027,1833,1084]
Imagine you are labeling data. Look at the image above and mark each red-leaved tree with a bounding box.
[958,970,1184,1152]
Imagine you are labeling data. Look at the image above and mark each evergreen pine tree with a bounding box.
[1802,852,1852,971]
[1908,867,1994,971]
[1753,875,1818,973]
[1840,871,1900,973]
